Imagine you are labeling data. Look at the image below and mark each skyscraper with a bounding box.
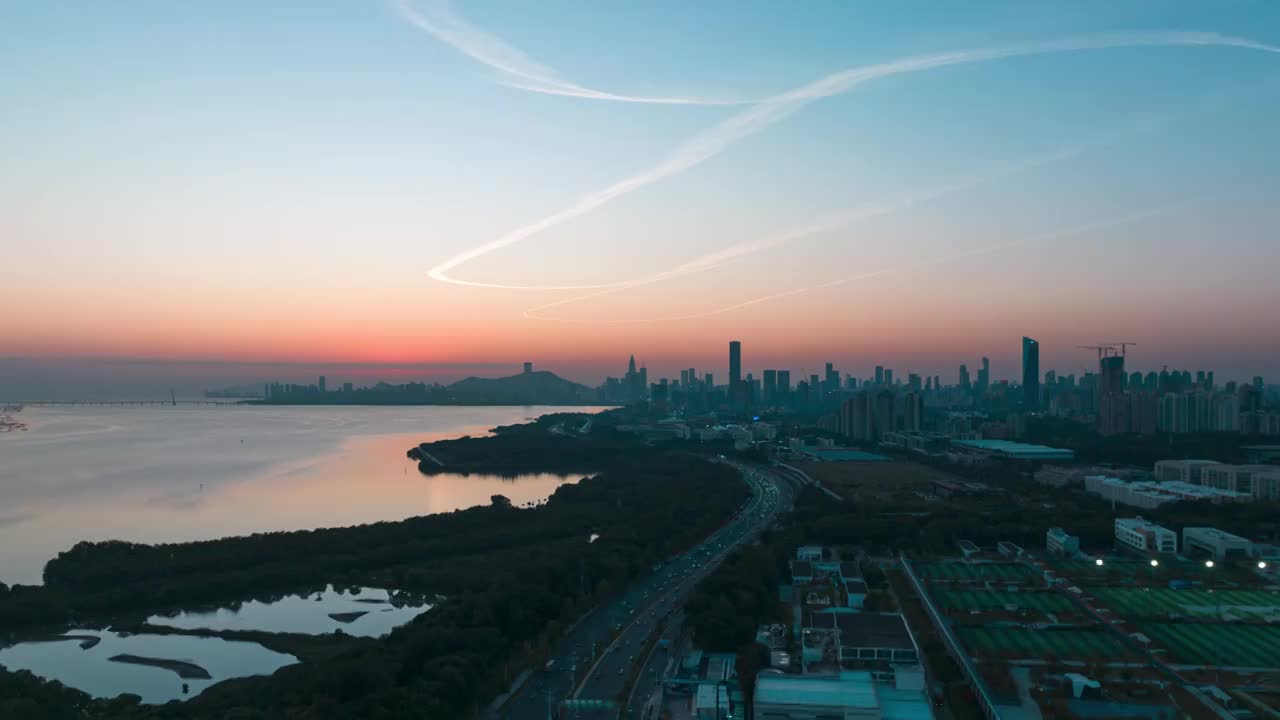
[1022,337,1039,410]
[763,369,777,406]
[777,370,791,404]
[875,366,884,385]
[903,391,923,432]
[729,340,742,407]
[959,364,971,391]
[318,375,326,393]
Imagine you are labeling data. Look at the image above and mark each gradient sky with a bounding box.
[3,1,1279,391]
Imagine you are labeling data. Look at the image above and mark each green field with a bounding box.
[957,626,1132,661]
[1140,623,1280,667]
[914,562,1038,582]
[1091,588,1280,619]
[932,589,1075,613]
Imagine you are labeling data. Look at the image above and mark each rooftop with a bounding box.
[812,611,915,650]
[755,671,878,709]
[954,439,1074,460]
[1183,526,1251,543]
[802,448,892,462]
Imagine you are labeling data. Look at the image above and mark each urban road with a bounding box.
[496,460,794,720]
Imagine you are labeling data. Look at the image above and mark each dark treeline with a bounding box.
[408,422,639,476]
[1,443,749,719]
[1026,417,1279,466]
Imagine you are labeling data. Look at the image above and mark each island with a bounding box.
[108,655,212,680]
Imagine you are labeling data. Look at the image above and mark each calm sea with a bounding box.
[0,405,604,585]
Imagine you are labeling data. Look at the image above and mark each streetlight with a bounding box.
[1204,560,1215,569]
[1150,559,1159,567]
[1259,561,1269,570]
[1095,558,1105,567]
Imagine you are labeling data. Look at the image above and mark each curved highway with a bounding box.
[498,460,792,720]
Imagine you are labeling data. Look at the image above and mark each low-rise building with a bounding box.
[1182,527,1253,561]
[1115,517,1177,555]
[1046,527,1080,556]
[753,670,933,720]
[952,439,1074,461]
[810,611,920,671]
[694,683,732,719]
[1153,459,1221,484]
[1200,464,1278,495]
[1085,475,1249,509]
[997,541,1024,558]
[797,546,824,562]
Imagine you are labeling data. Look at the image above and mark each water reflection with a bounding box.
[0,629,296,704]
[0,405,602,584]
[148,585,433,638]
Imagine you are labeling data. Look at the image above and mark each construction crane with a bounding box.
[1077,342,1137,361]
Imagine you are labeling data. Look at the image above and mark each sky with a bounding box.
[2,1,1279,395]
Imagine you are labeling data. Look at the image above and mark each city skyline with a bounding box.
[3,2,1280,389]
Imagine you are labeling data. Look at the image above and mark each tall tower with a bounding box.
[729,341,742,407]
[1022,337,1040,410]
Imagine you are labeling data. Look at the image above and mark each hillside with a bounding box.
[443,370,594,405]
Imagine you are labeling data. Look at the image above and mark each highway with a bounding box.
[497,461,793,720]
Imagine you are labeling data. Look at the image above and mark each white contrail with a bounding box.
[425,31,1278,291]
[527,207,1169,325]
[520,139,1098,320]
[394,0,748,105]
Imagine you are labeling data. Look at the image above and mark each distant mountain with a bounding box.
[443,370,594,405]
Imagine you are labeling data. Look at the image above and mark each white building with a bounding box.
[1201,464,1280,498]
[752,422,779,441]
[753,670,933,720]
[1085,476,1249,509]
[694,683,732,719]
[1046,527,1080,556]
[797,546,824,562]
[1182,527,1253,561]
[1153,459,1220,484]
[1115,517,1177,554]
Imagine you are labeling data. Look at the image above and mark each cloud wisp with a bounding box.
[527,207,1170,325]
[422,30,1278,293]
[394,0,749,105]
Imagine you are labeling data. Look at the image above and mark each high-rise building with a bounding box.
[1022,337,1039,410]
[874,366,884,385]
[523,362,533,374]
[318,375,327,393]
[977,357,990,396]
[777,370,791,403]
[959,364,971,392]
[824,362,839,397]
[729,340,742,407]
[1100,355,1125,395]
[908,373,922,392]
[874,390,896,438]
[763,369,777,406]
[884,369,894,386]
[841,392,874,442]
[903,391,923,432]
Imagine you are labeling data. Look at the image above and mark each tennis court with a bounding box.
[914,562,1038,582]
[1091,588,1280,618]
[957,626,1132,661]
[932,588,1074,613]
[1140,623,1280,667]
